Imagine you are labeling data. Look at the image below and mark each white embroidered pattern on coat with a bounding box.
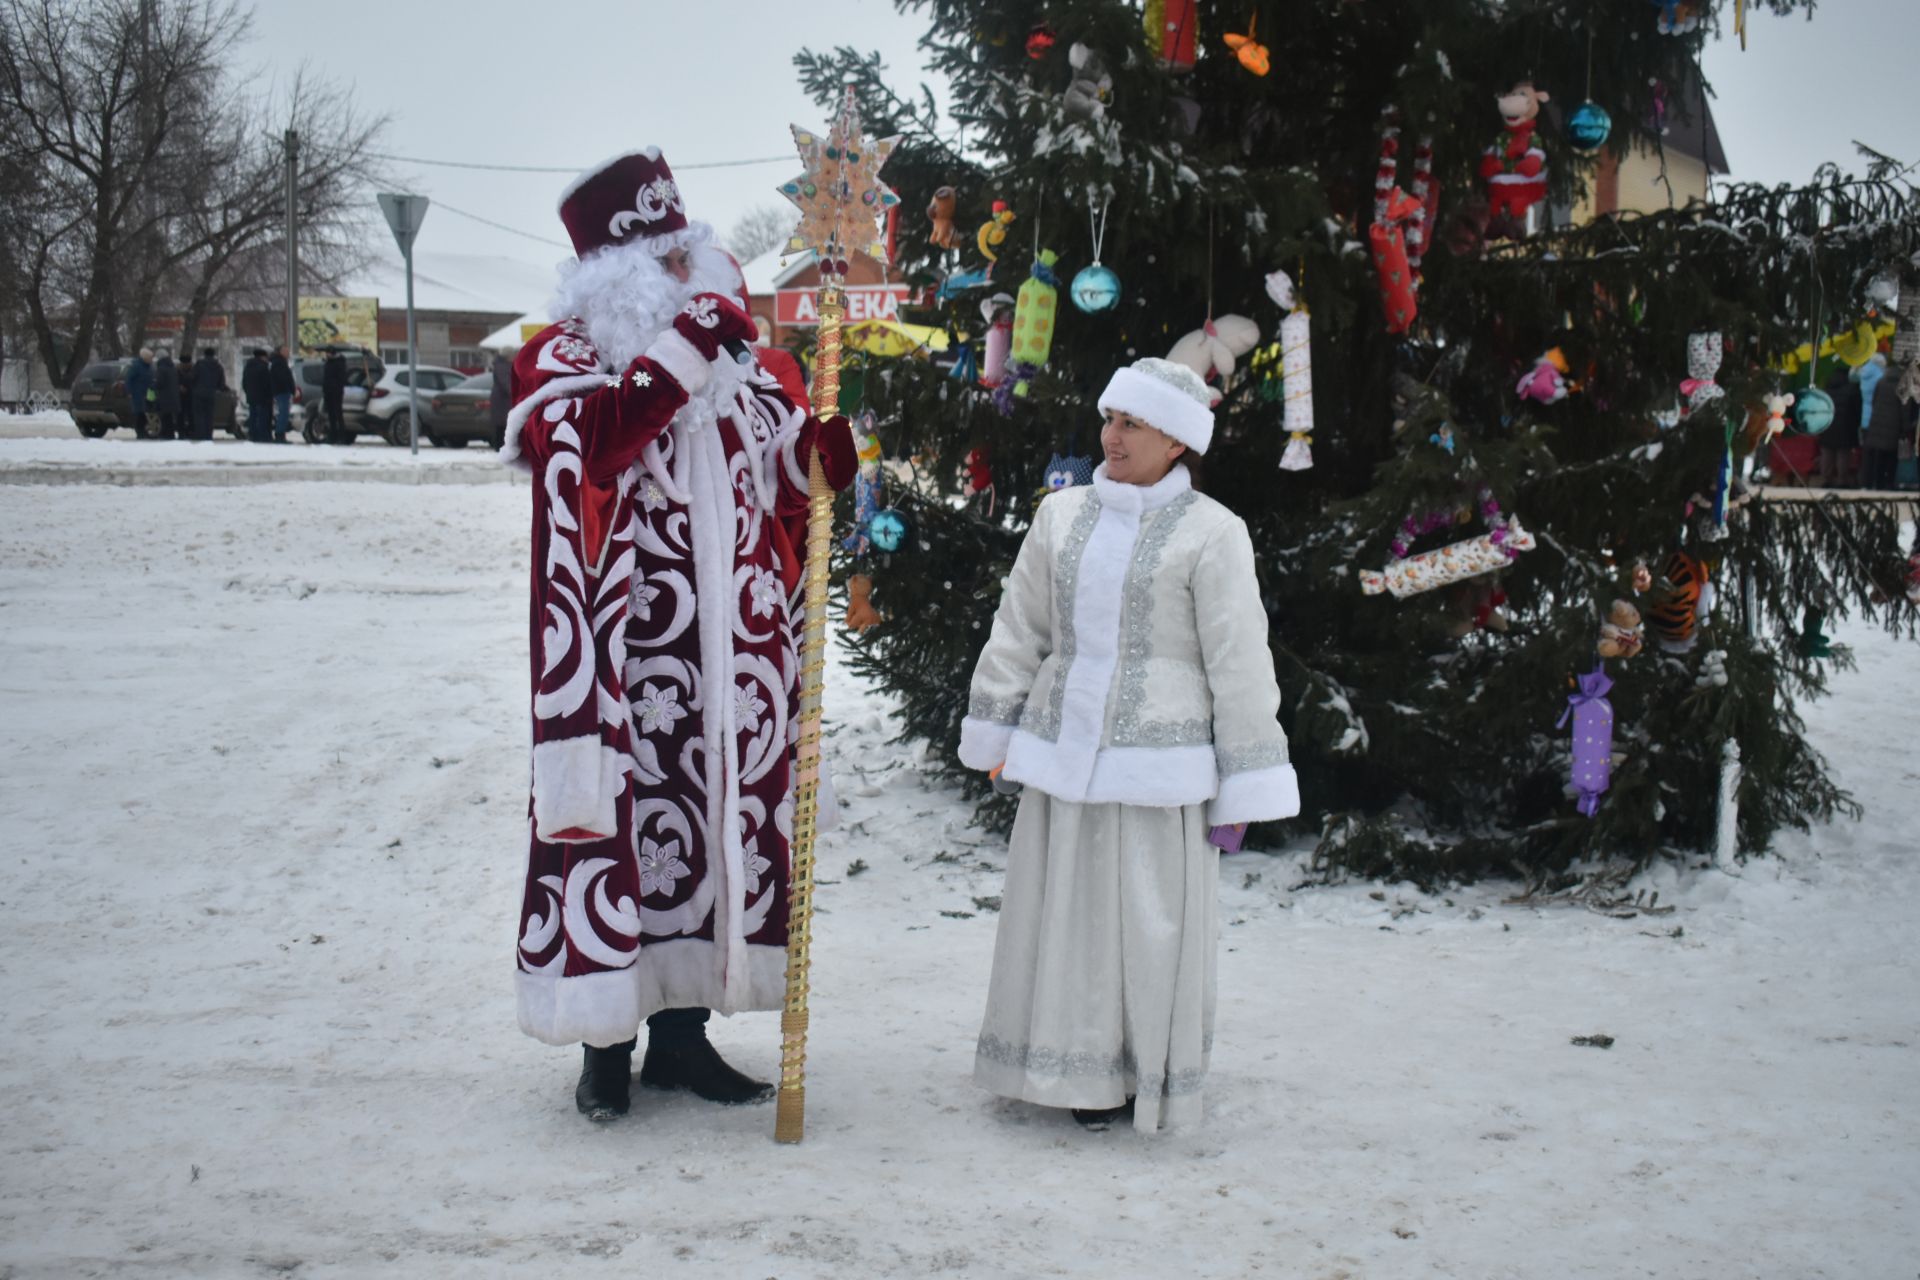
[633,681,687,735]
[638,837,692,898]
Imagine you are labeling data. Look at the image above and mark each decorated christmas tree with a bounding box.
[795,0,1920,880]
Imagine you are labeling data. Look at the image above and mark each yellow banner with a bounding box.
[297,296,379,353]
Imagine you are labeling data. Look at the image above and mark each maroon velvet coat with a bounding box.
[504,319,826,1047]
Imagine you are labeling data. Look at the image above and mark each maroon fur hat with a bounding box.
[556,148,690,259]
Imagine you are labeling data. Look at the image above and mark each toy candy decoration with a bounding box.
[1369,187,1421,334]
[1279,304,1314,470]
[926,187,960,250]
[1479,81,1551,238]
[977,201,1015,264]
[979,293,1014,388]
[1557,667,1615,818]
[1222,13,1269,76]
[1517,348,1572,403]
[1360,496,1536,598]
[1681,332,1725,415]
[1044,452,1095,490]
[1009,249,1060,398]
[1144,0,1198,69]
[844,573,882,631]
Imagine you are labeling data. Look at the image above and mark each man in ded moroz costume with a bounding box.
[503,149,854,1121]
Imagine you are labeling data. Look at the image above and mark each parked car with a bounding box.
[295,346,386,445]
[68,358,242,439]
[419,373,501,449]
[364,364,469,447]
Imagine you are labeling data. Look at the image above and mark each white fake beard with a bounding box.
[552,232,742,369]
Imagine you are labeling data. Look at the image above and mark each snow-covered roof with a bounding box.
[332,249,558,316]
[479,313,551,352]
[739,248,815,296]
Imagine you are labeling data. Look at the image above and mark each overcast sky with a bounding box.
[243,0,1917,280]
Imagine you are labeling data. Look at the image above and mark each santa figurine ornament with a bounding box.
[1479,80,1551,239]
[501,147,856,1126]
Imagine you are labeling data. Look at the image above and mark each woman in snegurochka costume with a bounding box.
[958,356,1302,1133]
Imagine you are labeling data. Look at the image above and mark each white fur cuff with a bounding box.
[531,737,625,842]
[959,716,1018,771]
[1207,763,1301,826]
[645,329,711,394]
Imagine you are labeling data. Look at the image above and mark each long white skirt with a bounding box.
[973,790,1219,1133]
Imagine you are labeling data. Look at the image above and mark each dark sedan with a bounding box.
[69,359,242,439]
[420,373,501,449]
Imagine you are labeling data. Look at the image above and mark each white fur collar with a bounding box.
[1091,461,1192,514]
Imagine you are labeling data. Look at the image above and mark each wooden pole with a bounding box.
[775,283,843,1143]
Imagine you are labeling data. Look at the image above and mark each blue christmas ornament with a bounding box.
[867,509,907,553]
[1567,102,1612,153]
[1794,387,1835,435]
[1069,263,1122,313]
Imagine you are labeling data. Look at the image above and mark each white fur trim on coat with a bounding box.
[646,329,711,395]
[517,938,788,1047]
[1098,358,1215,455]
[959,716,1018,771]
[1207,762,1302,826]
[498,372,609,470]
[1002,736,1217,807]
[530,737,627,842]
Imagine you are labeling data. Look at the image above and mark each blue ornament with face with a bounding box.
[1043,453,1096,490]
[1069,263,1122,313]
[867,508,908,553]
[1567,101,1612,153]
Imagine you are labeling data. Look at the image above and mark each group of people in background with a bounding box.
[122,346,231,440]
[1813,352,1920,490]
[118,346,352,442]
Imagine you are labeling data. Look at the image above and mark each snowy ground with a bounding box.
[0,474,1914,1279]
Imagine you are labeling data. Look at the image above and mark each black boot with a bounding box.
[574,1038,635,1121]
[639,1007,774,1105]
[1071,1098,1135,1131]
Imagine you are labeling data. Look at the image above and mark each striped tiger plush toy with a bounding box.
[1648,550,1713,654]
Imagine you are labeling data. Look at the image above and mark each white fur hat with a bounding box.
[1097,357,1215,455]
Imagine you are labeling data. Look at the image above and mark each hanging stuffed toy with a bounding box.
[1222,14,1269,76]
[964,446,995,516]
[1167,314,1260,404]
[1143,0,1198,69]
[1479,80,1551,239]
[1647,550,1713,653]
[977,201,1015,264]
[1517,348,1572,403]
[1681,332,1725,415]
[1063,43,1113,120]
[1558,667,1615,818]
[1043,452,1095,490]
[927,187,960,250]
[844,573,883,632]
[1760,390,1794,443]
[840,414,884,556]
[1651,0,1703,34]
[1597,599,1645,660]
[979,293,1014,389]
[1009,249,1060,398]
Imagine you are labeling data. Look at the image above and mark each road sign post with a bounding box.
[376,194,430,457]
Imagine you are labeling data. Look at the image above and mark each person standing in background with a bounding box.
[320,350,346,443]
[1856,353,1901,491]
[189,347,225,440]
[153,349,180,439]
[1815,363,1859,488]
[242,348,272,443]
[125,347,154,438]
[270,345,296,443]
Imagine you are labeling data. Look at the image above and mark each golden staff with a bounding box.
[773,89,898,1144]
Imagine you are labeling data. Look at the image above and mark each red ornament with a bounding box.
[1369,188,1421,334]
[1025,24,1057,59]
